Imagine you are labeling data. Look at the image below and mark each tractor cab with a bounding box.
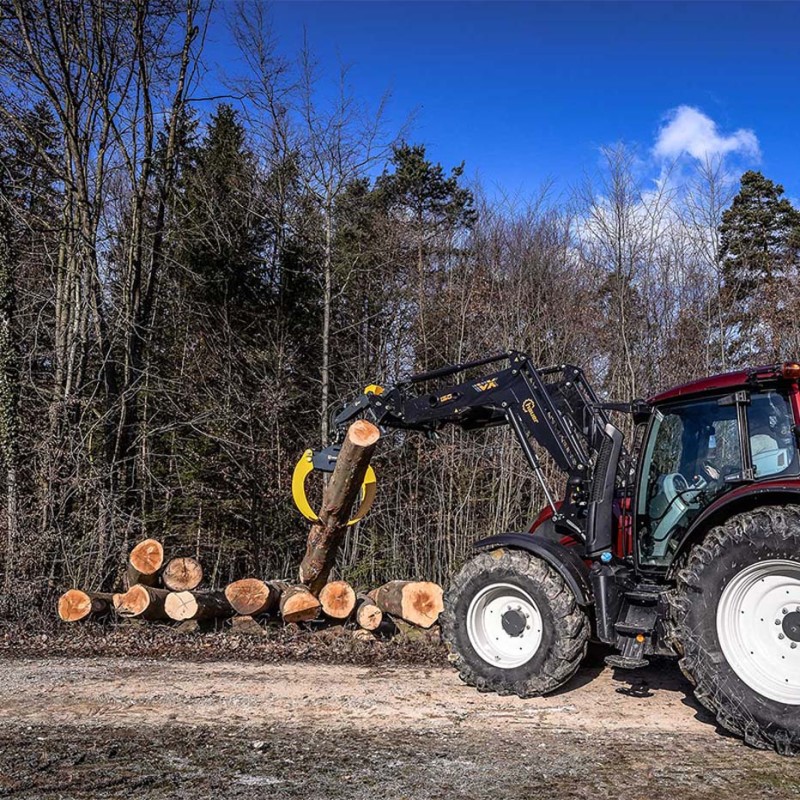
[633,364,800,569]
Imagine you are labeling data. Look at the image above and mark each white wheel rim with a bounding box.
[466,582,543,669]
[716,558,800,704]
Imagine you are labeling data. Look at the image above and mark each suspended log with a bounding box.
[369,581,443,629]
[280,585,321,623]
[299,420,380,594]
[57,590,114,622]
[319,580,356,620]
[224,578,284,616]
[354,594,383,631]
[164,590,233,621]
[126,538,164,588]
[162,557,203,592]
[115,585,170,620]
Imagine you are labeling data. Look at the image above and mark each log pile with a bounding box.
[56,538,443,637]
[55,421,445,641]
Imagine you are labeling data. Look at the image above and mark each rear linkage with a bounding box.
[295,351,633,557]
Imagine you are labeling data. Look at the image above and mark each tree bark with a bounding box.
[224,578,285,616]
[354,594,383,631]
[280,584,321,623]
[369,581,443,629]
[299,420,380,593]
[318,580,356,620]
[126,538,164,588]
[164,590,233,621]
[57,589,115,622]
[162,557,203,591]
[114,585,170,620]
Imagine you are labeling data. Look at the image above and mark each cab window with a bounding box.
[748,391,796,478]
[637,389,798,567]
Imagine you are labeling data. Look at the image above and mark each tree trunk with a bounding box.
[318,580,356,620]
[280,584,321,623]
[369,581,443,629]
[162,557,203,591]
[224,578,285,616]
[354,594,383,631]
[164,590,233,621]
[126,538,164,588]
[0,190,19,600]
[114,585,170,620]
[57,589,115,622]
[299,420,380,593]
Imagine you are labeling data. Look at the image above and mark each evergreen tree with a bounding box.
[719,170,800,361]
[180,104,267,303]
[374,144,477,369]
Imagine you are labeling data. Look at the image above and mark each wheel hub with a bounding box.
[782,610,800,642]
[716,558,800,705]
[501,608,527,637]
[466,583,544,669]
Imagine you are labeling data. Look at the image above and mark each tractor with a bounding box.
[294,352,800,754]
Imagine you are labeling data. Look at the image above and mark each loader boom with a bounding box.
[332,351,626,551]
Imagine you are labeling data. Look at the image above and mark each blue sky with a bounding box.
[203,1,800,201]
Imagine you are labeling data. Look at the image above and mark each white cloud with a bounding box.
[653,105,760,162]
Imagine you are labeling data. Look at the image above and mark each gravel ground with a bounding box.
[0,650,797,799]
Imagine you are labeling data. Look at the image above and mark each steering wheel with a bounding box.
[671,473,690,492]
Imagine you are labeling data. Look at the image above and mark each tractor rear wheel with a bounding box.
[440,548,589,697]
[672,505,800,755]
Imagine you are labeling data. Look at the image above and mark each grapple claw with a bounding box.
[291,445,376,525]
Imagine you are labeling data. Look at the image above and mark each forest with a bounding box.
[1,0,799,620]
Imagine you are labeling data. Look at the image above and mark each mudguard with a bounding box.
[472,533,593,606]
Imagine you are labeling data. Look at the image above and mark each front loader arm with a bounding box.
[329,351,625,546]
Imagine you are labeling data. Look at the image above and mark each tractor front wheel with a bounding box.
[440,548,589,697]
[672,506,800,755]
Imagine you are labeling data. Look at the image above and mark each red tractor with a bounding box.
[301,353,800,754]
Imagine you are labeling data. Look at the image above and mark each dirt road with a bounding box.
[0,656,797,799]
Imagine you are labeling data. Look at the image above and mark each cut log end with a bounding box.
[355,595,383,631]
[162,557,203,592]
[164,591,199,621]
[165,590,232,621]
[372,581,444,629]
[348,419,381,448]
[402,582,444,629]
[224,578,280,616]
[129,538,164,576]
[319,580,356,620]
[114,585,169,620]
[57,590,113,622]
[115,584,153,617]
[280,585,321,623]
